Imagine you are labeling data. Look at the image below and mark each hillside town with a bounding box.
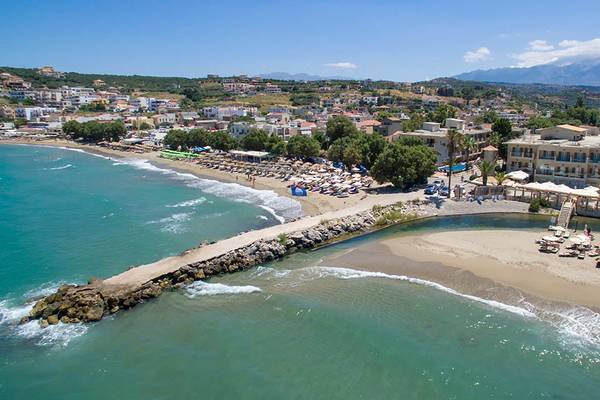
[3,65,600,205]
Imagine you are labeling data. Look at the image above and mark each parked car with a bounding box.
[438,186,449,197]
[424,184,439,195]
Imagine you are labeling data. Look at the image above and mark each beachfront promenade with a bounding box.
[104,195,529,288]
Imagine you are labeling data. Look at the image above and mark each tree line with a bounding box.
[62,120,126,142]
[163,115,439,189]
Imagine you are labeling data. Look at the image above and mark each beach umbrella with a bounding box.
[542,236,561,242]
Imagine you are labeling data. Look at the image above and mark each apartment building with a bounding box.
[392,119,491,164]
[506,124,600,188]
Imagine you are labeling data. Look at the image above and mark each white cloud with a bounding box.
[324,62,357,69]
[463,47,491,63]
[528,40,554,51]
[513,38,600,67]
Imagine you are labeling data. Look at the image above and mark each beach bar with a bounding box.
[228,150,273,163]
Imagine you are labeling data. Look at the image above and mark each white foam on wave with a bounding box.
[47,164,73,170]
[166,197,207,208]
[257,215,269,221]
[16,320,88,347]
[116,158,302,222]
[289,266,536,318]
[146,212,193,233]
[185,281,261,297]
[526,302,600,347]
[0,300,33,325]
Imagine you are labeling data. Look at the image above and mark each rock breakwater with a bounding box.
[21,201,425,326]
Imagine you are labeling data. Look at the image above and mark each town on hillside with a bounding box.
[3,65,600,212]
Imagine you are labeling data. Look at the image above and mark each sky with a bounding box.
[2,0,600,82]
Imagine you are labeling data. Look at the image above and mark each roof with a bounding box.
[482,145,498,151]
[358,119,381,127]
[557,124,588,133]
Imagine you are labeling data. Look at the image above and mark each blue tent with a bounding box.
[290,185,308,196]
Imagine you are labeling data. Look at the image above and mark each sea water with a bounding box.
[1,145,600,399]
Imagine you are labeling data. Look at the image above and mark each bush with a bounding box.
[529,197,551,212]
[469,174,478,181]
[277,233,288,246]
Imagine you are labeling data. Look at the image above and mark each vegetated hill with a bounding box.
[0,66,201,92]
[259,72,354,81]
[455,60,600,87]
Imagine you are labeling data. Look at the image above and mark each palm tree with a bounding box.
[479,159,496,186]
[446,129,465,198]
[463,136,477,169]
[495,171,507,186]
[488,132,502,149]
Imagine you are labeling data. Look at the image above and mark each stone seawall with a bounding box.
[22,201,424,327]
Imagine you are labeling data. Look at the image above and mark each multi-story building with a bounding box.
[506,124,600,188]
[263,83,281,94]
[392,119,491,164]
[15,107,58,121]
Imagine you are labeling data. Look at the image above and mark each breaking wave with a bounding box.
[117,158,302,222]
[0,281,87,347]
[146,212,193,233]
[48,164,73,170]
[166,197,207,208]
[185,281,261,297]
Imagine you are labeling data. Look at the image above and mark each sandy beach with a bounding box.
[323,229,600,309]
[0,138,417,217]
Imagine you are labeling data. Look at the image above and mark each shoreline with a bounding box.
[0,138,388,217]
[322,229,600,311]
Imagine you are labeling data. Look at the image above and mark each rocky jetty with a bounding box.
[22,201,425,326]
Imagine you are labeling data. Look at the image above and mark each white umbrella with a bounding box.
[542,236,561,242]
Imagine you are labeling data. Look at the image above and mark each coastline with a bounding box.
[322,229,600,311]
[0,138,393,217]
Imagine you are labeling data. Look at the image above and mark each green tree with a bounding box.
[209,130,239,151]
[312,130,327,149]
[479,159,496,186]
[325,115,359,144]
[446,129,465,198]
[462,136,477,169]
[370,141,436,189]
[14,118,28,128]
[491,118,513,159]
[492,118,512,139]
[428,103,457,123]
[287,135,321,158]
[495,171,507,186]
[163,129,188,150]
[241,128,270,151]
[266,134,286,156]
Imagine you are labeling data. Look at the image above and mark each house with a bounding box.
[376,116,406,136]
[15,107,58,121]
[229,121,253,138]
[152,113,177,127]
[505,124,600,188]
[357,119,381,134]
[263,83,282,94]
[37,66,65,79]
[394,119,491,164]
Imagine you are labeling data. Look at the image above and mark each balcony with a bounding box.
[536,169,554,176]
[556,156,571,163]
[538,153,555,160]
[590,157,600,164]
[573,157,587,163]
[511,151,533,158]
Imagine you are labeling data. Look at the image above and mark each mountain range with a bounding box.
[455,59,600,87]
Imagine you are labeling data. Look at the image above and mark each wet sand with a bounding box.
[322,230,600,310]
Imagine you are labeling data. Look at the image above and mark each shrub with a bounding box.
[529,198,551,212]
[277,233,288,246]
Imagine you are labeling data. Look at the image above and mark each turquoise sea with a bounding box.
[1,145,600,399]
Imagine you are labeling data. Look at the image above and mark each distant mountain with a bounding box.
[259,72,354,81]
[455,60,600,87]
